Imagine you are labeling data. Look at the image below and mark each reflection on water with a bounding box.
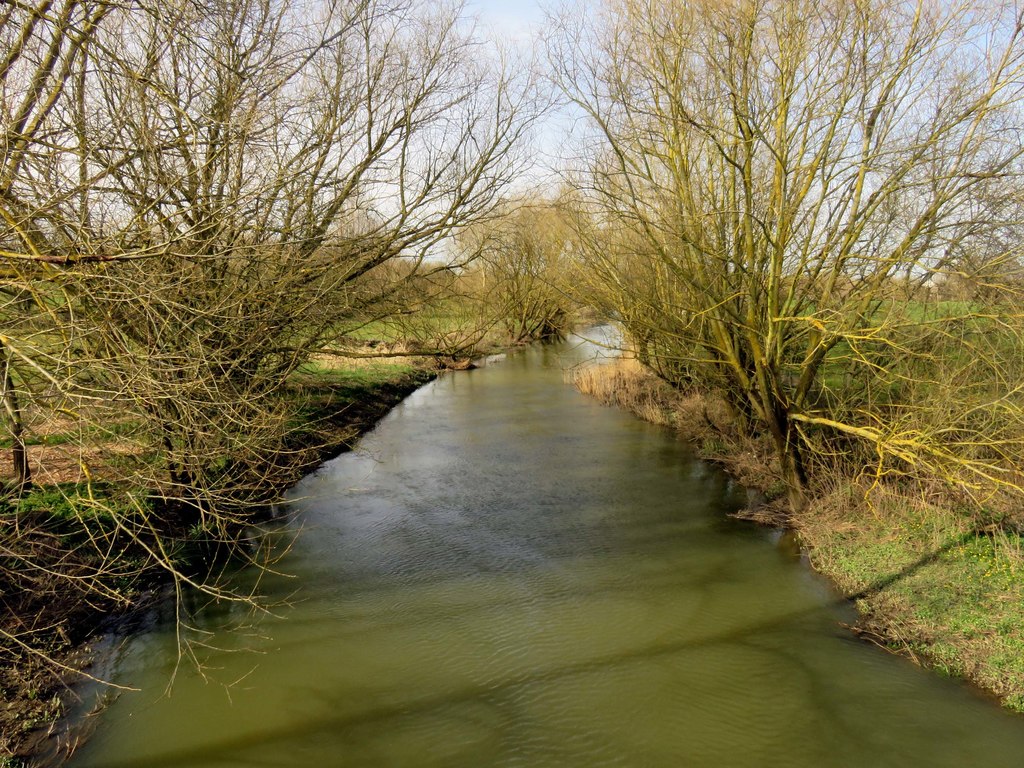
[69,332,1024,767]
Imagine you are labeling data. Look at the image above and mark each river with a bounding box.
[67,332,1024,767]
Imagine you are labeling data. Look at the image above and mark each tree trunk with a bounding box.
[780,441,808,513]
[759,393,809,513]
[1,348,30,492]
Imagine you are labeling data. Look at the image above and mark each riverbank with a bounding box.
[0,359,435,766]
[572,356,1024,712]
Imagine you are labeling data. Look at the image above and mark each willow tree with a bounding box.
[0,0,535,687]
[552,0,1024,508]
[0,0,534,519]
[457,198,578,344]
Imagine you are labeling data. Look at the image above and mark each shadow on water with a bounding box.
[82,609,857,768]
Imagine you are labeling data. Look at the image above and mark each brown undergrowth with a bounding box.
[571,358,784,496]
[571,356,1024,712]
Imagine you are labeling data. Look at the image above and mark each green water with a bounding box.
[67,334,1024,767]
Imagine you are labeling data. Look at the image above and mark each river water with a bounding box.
[68,333,1024,767]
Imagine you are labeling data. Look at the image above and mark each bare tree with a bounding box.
[0,0,534,499]
[462,197,578,344]
[0,0,537,704]
[552,0,1024,509]
[69,0,532,517]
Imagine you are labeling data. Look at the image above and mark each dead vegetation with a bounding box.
[569,357,677,427]
[570,357,783,494]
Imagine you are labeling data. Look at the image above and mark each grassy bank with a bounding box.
[572,356,1024,712]
[0,356,435,765]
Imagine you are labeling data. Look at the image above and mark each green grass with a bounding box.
[805,492,1024,711]
[337,318,404,343]
[0,433,73,449]
[288,361,424,415]
[333,293,509,354]
[336,297,483,343]
[284,358,433,438]
[0,419,144,450]
[292,359,418,386]
[809,299,1023,413]
[4,482,129,527]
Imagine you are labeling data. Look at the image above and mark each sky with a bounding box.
[463,0,588,193]
[466,0,549,41]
